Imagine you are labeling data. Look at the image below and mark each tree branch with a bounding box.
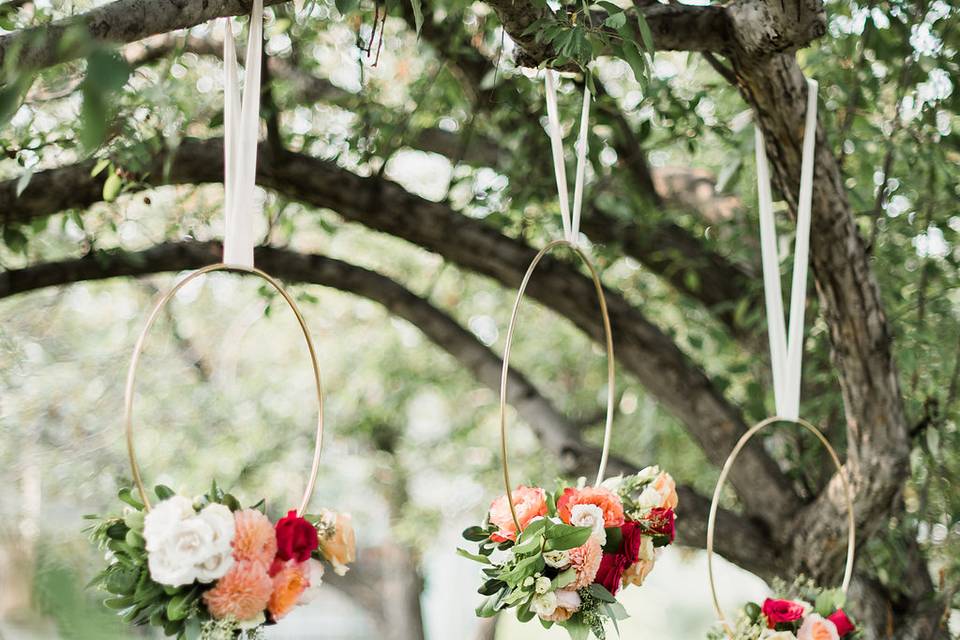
[0,137,800,526]
[0,0,290,74]
[0,240,777,572]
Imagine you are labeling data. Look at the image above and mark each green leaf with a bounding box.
[544,523,592,551]
[102,172,122,202]
[636,13,655,52]
[604,12,626,29]
[118,487,144,510]
[154,485,175,501]
[334,0,358,15]
[587,583,617,603]
[166,592,191,621]
[620,41,647,85]
[456,547,492,564]
[2,226,28,254]
[553,567,576,589]
[409,0,424,36]
[91,158,111,177]
[15,169,33,197]
[0,73,35,128]
[462,525,491,542]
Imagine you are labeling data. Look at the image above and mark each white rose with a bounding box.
[145,498,236,586]
[543,549,571,569]
[569,504,607,546]
[193,504,235,583]
[636,485,664,511]
[534,576,552,595]
[297,559,326,606]
[143,495,194,552]
[530,591,558,618]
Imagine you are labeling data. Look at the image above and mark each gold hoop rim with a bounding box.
[123,263,324,516]
[705,416,856,638]
[499,239,616,531]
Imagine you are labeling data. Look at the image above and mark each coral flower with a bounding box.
[232,509,277,565]
[653,471,679,510]
[488,485,547,542]
[557,486,625,528]
[798,614,841,640]
[202,560,272,622]
[268,560,310,621]
[567,537,603,589]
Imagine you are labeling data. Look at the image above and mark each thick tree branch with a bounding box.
[0,0,290,75]
[0,137,800,527]
[0,240,777,572]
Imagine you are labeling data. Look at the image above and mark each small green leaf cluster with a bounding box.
[521,2,655,88]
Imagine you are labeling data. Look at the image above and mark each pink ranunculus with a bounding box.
[798,614,841,640]
[827,609,855,636]
[762,598,807,628]
[487,485,547,542]
[653,471,679,510]
[557,486,625,528]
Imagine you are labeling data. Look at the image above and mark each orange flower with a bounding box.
[568,537,602,589]
[557,486,625,527]
[488,486,547,542]
[268,560,310,621]
[653,472,679,510]
[202,560,272,622]
[318,511,356,576]
[232,509,277,565]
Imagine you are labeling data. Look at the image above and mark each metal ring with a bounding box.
[123,263,324,516]
[499,239,615,531]
[705,416,856,638]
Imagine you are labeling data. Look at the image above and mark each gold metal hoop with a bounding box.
[123,263,324,516]
[706,416,856,638]
[499,239,615,531]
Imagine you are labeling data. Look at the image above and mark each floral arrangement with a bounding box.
[460,466,678,639]
[87,483,355,640]
[708,578,860,640]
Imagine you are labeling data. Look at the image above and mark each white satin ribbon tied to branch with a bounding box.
[222,0,263,268]
[543,70,591,245]
[756,77,819,420]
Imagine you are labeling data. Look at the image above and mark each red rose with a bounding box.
[827,609,856,636]
[594,521,644,595]
[595,552,628,595]
[275,510,319,562]
[761,598,806,628]
[647,507,675,543]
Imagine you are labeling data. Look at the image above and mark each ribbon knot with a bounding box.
[543,70,591,246]
[221,0,263,268]
[756,77,819,420]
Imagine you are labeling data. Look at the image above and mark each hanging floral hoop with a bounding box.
[88,264,356,640]
[460,240,680,640]
[706,416,858,640]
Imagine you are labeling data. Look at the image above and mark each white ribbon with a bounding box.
[544,70,591,245]
[222,0,263,268]
[756,77,818,420]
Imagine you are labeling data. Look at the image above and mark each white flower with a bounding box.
[297,559,326,606]
[543,549,571,569]
[635,465,660,483]
[144,497,236,587]
[760,631,797,640]
[600,475,624,493]
[568,504,607,545]
[237,612,266,630]
[530,591,558,618]
[143,495,194,551]
[534,576,552,595]
[555,589,581,613]
[636,485,664,511]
